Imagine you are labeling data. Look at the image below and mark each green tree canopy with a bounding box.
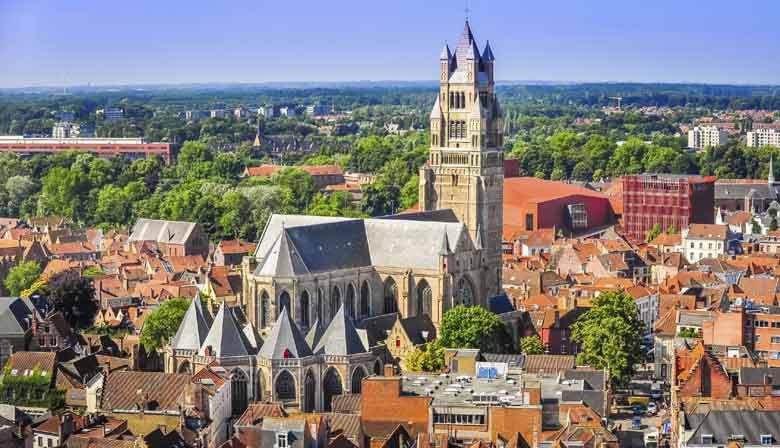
[405,341,445,372]
[439,305,512,353]
[520,335,545,355]
[47,270,97,330]
[4,261,41,296]
[571,290,645,386]
[645,223,662,242]
[140,298,191,352]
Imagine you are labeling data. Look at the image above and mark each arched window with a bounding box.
[416,280,432,317]
[360,281,370,318]
[303,370,316,412]
[231,369,248,414]
[323,368,343,412]
[275,370,296,402]
[383,278,398,314]
[351,367,366,394]
[300,290,310,328]
[279,291,291,317]
[346,284,356,318]
[330,286,341,319]
[260,290,271,328]
[455,277,475,306]
[177,361,191,374]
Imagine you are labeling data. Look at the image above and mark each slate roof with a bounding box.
[482,41,495,61]
[305,319,325,349]
[199,302,253,358]
[686,410,780,445]
[739,367,780,385]
[313,305,366,356]
[128,218,198,245]
[170,295,210,351]
[5,351,57,376]
[101,371,190,412]
[254,214,471,276]
[0,297,36,336]
[258,307,312,359]
[398,314,437,346]
[715,182,779,200]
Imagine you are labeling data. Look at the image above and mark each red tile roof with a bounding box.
[101,371,190,412]
[245,164,342,177]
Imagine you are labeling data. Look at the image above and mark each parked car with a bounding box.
[632,415,642,429]
[647,401,658,415]
[650,382,663,399]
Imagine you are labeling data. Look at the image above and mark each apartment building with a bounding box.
[688,125,729,150]
[682,223,730,262]
[747,128,780,148]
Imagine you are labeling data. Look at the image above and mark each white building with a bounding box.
[682,223,730,262]
[688,126,729,150]
[626,285,658,335]
[279,106,297,117]
[258,106,277,118]
[96,108,124,122]
[747,128,780,148]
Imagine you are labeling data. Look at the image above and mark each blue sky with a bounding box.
[1,0,779,87]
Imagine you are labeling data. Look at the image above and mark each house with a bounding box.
[626,285,658,335]
[648,232,682,253]
[204,270,244,309]
[511,229,555,257]
[213,240,257,267]
[33,312,75,352]
[682,224,730,262]
[586,251,650,284]
[98,371,191,434]
[180,366,232,447]
[128,219,209,258]
[358,313,436,368]
[243,164,345,189]
[759,231,780,254]
[0,297,40,367]
[679,410,780,447]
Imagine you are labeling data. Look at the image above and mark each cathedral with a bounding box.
[166,21,504,414]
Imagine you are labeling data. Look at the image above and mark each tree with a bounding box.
[666,226,677,235]
[4,261,41,296]
[140,298,191,352]
[772,217,779,232]
[405,341,445,372]
[47,270,97,330]
[645,223,662,242]
[520,335,545,355]
[439,305,511,353]
[571,291,644,386]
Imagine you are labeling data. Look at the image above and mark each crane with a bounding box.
[609,96,624,111]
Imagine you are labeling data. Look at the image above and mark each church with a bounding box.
[241,20,504,336]
[166,20,504,414]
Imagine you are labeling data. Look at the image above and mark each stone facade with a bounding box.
[420,21,504,298]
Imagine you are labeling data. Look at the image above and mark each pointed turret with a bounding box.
[429,96,442,120]
[313,305,366,356]
[470,93,486,120]
[199,302,253,358]
[439,231,452,256]
[482,40,495,61]
[258,307,312,359]
[439,43,452,61]
[170,293,210,351]
[455,20,481,65]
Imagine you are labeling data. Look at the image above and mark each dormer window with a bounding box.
[762,435,773,445]
[701,434,713,444]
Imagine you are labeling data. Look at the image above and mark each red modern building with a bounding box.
[503,177,613,239]
[622,173,715,242]
[0,137,172,164]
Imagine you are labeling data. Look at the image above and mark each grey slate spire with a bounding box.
[199,302,252,358]
[429,96,442,120]
[439,231,452,256]
[313,305,366,356]
[482,40,495,61]
[305,318,325,349]
[258,307,312,359]
[455,20,481,66]
[170,293,210,351]
[474,224,484,250]
[439,43,451,61]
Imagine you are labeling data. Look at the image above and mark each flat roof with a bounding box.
[0,136,148,144]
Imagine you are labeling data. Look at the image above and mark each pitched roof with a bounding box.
[5,351,56,376]
[258,307,312,359]
[199,302,252,358]
[255,230,310,277]
[313,305,366,356]
[128,218,198,245]
[245,164,343,177]
[482,40,495,61]
[686,223,729,239]
[0,297,36,336]
[305,318,326,349]
[101,371,190,412]
[170,295,210,351]
[522,354,576,374]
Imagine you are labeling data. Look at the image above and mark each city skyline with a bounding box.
[2,0,780,88]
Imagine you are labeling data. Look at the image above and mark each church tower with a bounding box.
[419,21,504,297]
